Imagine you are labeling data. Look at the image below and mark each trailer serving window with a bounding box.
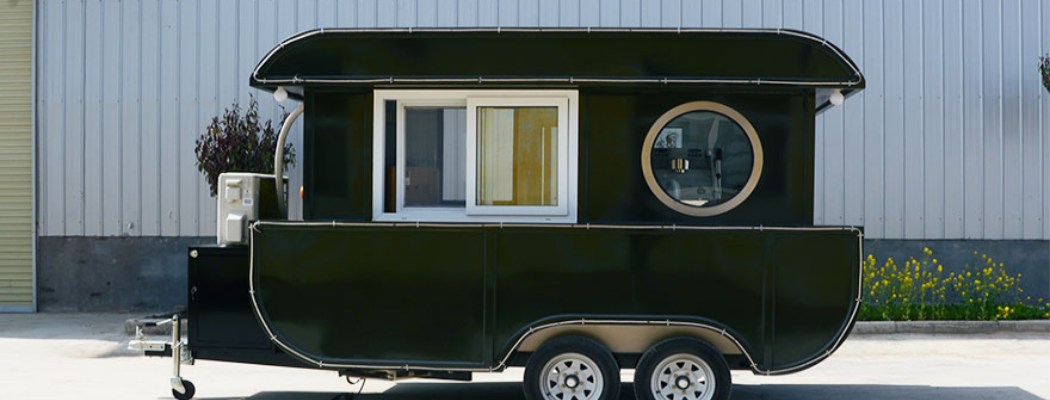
[372,90,579,223]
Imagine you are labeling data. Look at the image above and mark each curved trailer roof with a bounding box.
[251,28,864,111]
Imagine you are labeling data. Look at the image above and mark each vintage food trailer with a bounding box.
[132,28,865,400]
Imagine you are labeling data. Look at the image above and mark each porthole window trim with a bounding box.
[640,101,764,217]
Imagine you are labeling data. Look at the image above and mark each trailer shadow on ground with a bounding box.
[197,382,1044,400]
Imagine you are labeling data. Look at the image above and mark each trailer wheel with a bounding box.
[634,338,730,400]
[171,380,195,400]
[523,335,620,400]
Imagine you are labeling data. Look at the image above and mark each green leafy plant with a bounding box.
[860,248,1050,321]
[1041,54,1050,94]
[194,95,295,196]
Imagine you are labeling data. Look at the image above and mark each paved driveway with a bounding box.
[1,313,1047,400]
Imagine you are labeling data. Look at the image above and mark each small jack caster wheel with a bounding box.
[172,380,195,400]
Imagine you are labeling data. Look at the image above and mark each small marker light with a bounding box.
[274,86,289,103]
[829,89,845,106]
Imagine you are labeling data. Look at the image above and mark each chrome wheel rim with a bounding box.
[539,352,605,400]
[650,353,715,400]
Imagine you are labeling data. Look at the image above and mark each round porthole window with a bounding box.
[641,101,763,217]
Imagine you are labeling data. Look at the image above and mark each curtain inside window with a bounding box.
[477,107,558,206]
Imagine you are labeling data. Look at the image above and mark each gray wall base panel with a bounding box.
[34,237,1050,312]
[37,236,211,312]
[864,239,1050,303]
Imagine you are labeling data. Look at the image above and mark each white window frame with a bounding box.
[372,89,579,224]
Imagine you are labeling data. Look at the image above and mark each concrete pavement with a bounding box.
[1,313,1048,400]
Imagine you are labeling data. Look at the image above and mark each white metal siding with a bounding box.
[0,0,33,310]
[36,0,1050,240]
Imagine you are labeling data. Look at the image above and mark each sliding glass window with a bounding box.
[373,90,577,223]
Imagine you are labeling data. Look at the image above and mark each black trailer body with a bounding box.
[157,28,866,400]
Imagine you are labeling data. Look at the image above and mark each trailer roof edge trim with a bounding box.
[250,27,864,94]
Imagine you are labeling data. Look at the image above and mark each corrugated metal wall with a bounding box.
[35,0,1050,240]
[0,0,34,311]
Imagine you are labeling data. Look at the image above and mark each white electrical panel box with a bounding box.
[217,172,273,245]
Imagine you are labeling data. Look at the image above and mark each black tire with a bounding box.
[633,338,731,400]
[172,380,195,400]
[523,335,621,400]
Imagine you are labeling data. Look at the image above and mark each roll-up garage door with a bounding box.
[0,0,33,311]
